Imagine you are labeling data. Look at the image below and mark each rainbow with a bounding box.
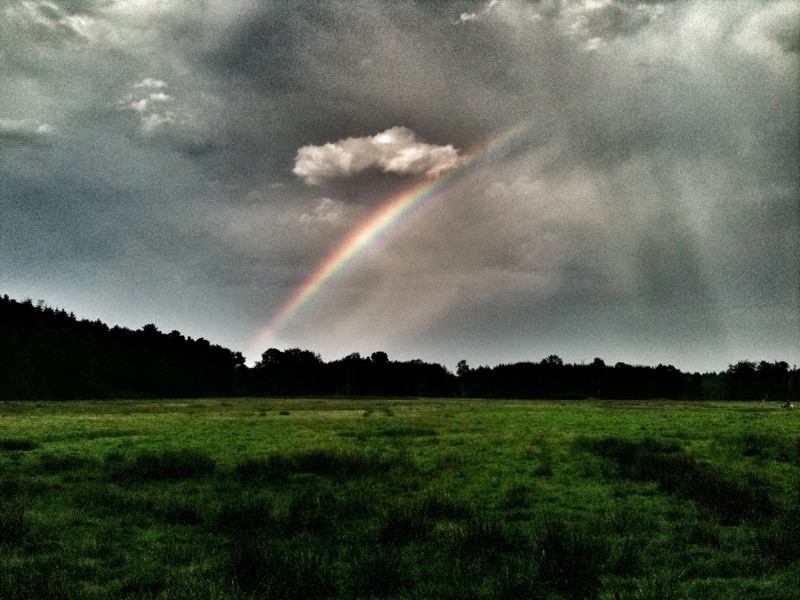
[251,122,530,355]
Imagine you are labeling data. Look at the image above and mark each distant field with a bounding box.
[1,398,798,599]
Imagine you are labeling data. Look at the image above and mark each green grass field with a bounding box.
[1,398,798,599]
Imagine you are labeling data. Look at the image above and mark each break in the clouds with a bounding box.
[293,127,465,185]
[1,1,798,373]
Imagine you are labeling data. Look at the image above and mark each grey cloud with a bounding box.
[559,0,665,43]
[298,197,346,227]
[3,0,120,47]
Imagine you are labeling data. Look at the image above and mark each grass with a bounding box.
[0,398,797,599]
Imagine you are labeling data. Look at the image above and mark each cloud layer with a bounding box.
[1,0,797,372]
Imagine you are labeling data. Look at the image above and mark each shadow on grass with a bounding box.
[109,448,216,482]
[533,516,610,600]
[377,426,437,437]
[341,545,408,598]
[214,493,274,534]
[228,535,337,599]
[0,438,38,451]
[37,452,93,474]
[378,490,473,546]
[755,479,800,568]
[738,433,800,465]
[0,468,34,549]
[236,448,417,483]
[0,500,32,547]
[577,436,777,524]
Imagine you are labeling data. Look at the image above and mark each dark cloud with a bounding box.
[1,0,797,372]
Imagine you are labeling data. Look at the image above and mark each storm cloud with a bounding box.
[1,0,797,372]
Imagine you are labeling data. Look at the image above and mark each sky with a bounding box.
[1,0,798,374]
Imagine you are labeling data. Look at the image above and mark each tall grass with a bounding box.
[340,545,407,598]
[533,517,610,600]
[0,500,32,547]
[228,535,337,598]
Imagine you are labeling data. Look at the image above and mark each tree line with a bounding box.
[0,295,244,399]
[1,295,797,401]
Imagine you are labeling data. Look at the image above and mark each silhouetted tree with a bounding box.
[252,348,324,396]
[0,294,244,399]
[371,351,389,365]
[726,361,759,400]
[756,361,791,401]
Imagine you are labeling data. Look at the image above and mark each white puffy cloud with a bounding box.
[459,0,499,23]
[119,79,182,133]
[0,118,53,139]
[134,78,168,89]
[293,127,465,185]
[140,112,175,133]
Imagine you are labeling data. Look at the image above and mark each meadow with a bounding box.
[0,398,797,599]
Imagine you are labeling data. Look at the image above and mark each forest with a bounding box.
[1,294,796,401]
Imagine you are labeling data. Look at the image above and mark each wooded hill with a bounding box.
[1,295,796,401]
[0,295,244,399]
